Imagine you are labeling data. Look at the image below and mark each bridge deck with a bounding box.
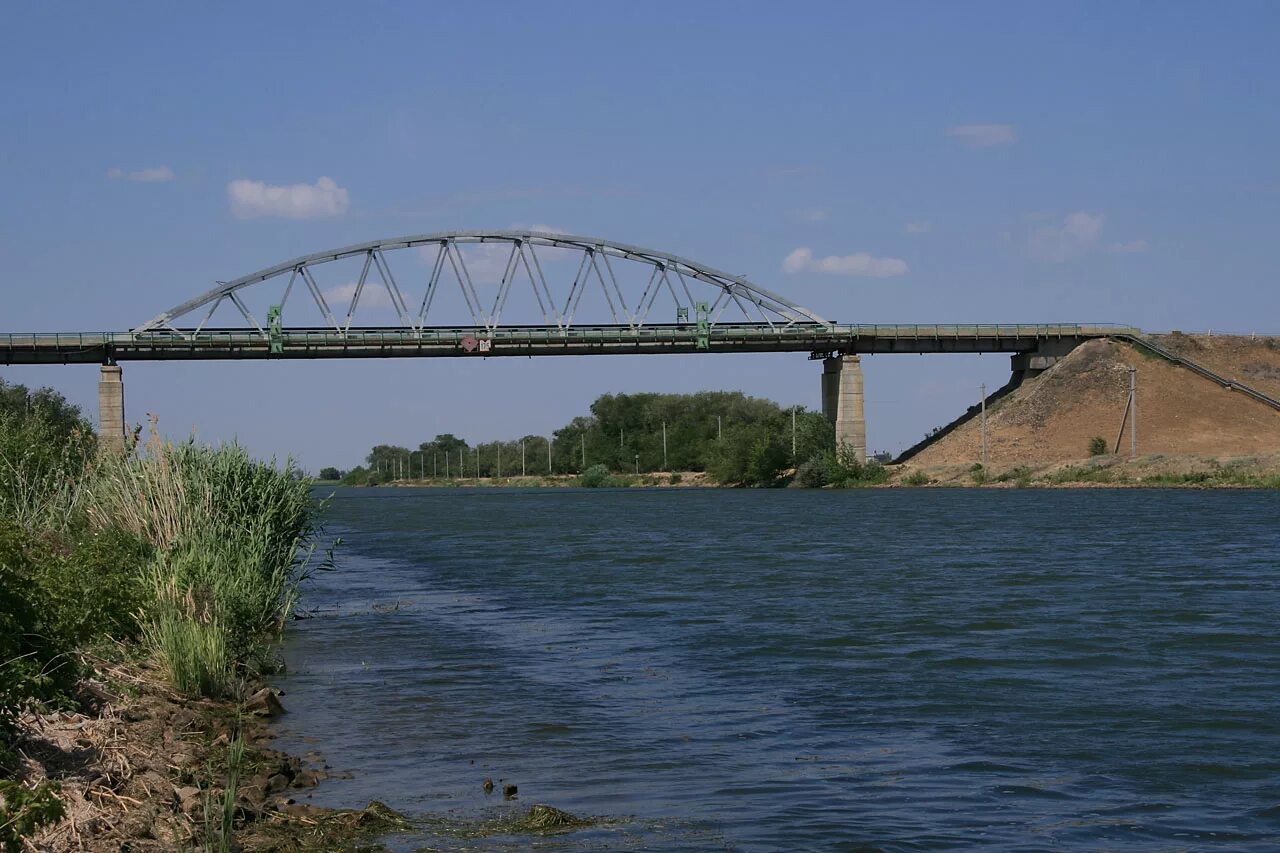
[2,323,1135,365]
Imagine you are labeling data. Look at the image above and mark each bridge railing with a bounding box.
[111,322,1135,343]
[2,323,1140,353]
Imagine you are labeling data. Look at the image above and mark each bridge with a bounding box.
[0,230,1136,458]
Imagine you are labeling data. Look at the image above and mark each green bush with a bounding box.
[0,524,76,745]
[707,424,790,486]
[903,471,930,486]
[995,466,1033,483]
[33,527,152,646]
[1088,436,1109,457]
[793,458,829,488]
[578,464,614,488]
[0,381,96,530]
[0,780,65,850]
[790,447,890,489]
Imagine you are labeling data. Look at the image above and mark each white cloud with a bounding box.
[904,221,931,234]
[511,222,568,235]
[1028,211,1105,262]
[107,165,174,183]
[417,240,515,280]
[946,123,1017,148]
[1108,239,1149,254]
[227,176,349,220]
[322,282,395,310]
[783,247,908,278]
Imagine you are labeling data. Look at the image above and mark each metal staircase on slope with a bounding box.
[1113,334,1280,412]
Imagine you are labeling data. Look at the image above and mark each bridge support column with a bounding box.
[1009,339,1082,383]
[98,365,127,454]
[821,354,866,463]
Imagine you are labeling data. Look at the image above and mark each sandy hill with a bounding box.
[906,336,1280,469]
[1151,333,1280,401]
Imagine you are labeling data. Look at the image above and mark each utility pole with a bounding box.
[662,421,668,470]
[980,383,988,468]
[620,427,624,448]
[459,449,463,479]
[580,433,586,469]
[717,415,722,441]
[497,443,502,478]
[635,453,639,475]
[791,408,797,458]
[547,438,552,475]
[445,452,449,478]
[1129,367,1137,458]
[521,439,526,477]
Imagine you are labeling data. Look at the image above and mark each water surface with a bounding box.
[274,487,1280,850]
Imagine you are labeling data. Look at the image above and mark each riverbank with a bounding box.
[893,452,1280,488]
[324,452,1280,491]
[18,648,404,851]
[322,470,716,489]
[0,379,392,849]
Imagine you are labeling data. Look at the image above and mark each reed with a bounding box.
[87,433,319,696]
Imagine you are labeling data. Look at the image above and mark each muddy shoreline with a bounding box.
[20,648,405,851]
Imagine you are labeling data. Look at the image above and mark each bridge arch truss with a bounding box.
[135,231,829,337]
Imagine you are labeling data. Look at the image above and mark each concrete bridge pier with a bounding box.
[1009,339,1081,383]
[821,354,866,463]
[98,364,127,454]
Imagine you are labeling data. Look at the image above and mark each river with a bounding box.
[272,487,1280,851]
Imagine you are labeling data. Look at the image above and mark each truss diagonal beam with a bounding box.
[134,230,830,334]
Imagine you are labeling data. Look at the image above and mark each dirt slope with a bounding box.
[908,337,1280,468]
[1151,333,1280,402]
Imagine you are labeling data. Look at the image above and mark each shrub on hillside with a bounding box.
[903,470,930,486]
[1088,436,1109,456]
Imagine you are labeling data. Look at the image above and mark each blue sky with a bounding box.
[2,2,1278,469]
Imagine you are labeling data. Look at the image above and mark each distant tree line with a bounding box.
[330,391,884,488]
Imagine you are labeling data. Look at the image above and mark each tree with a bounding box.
[347,391,839,486]
[318,467,342,481]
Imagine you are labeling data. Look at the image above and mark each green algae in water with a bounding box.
[422,804,598,839]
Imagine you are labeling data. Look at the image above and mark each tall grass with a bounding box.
[203,734,244,853]
[87,435,319,697]
[0,405,95,531]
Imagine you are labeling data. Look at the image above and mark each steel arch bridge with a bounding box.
[139,230,829,335]
[1,230,1133,365]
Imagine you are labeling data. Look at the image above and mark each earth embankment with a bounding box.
[905,336,1280,470]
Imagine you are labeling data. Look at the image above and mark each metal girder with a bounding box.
[1,324,1141,366]
[133,231,829,334]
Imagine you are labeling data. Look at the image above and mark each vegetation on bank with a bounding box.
[331,390,888,488]
[897,455,1280,489]
[0,378,323,845]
